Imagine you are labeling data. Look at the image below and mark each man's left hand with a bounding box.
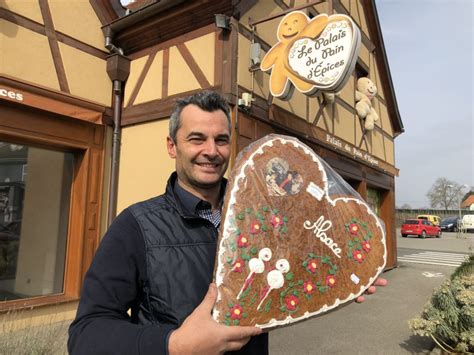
[355,277,388,303]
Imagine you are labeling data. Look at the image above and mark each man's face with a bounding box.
[167,104,231,192]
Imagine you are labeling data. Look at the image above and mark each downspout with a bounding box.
[105,44,130,227]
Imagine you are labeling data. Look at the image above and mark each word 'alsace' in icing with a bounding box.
[303,216,341,258]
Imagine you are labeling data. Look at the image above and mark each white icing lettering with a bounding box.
[303,216,342,258]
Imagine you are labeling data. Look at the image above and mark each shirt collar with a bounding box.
[173,179,226,215]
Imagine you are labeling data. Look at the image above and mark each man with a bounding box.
[68,90,267,354]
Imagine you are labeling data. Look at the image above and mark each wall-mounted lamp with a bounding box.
[215,14,231,30]
[250,42,261,66]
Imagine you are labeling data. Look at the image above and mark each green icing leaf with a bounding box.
[237,213,245,220]
[233,320,240,326]
[285,272,294,281]
[225,312,231,318]
[280,305,286,312]
[264,299,272,312]
[242,313,248,319]
[283,216,288,222]
[250,246,258,255]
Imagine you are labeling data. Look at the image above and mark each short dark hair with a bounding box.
[169,90,231,142]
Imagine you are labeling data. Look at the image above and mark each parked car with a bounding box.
[417,214,441,226]
[440,216,460,232]
[401,219,442,238]
[461,214,474,232]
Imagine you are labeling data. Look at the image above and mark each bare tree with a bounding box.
[426,178,463,211]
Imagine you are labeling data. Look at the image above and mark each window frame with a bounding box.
[0,101,105,311]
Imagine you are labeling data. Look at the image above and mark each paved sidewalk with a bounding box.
[269,261,453,354]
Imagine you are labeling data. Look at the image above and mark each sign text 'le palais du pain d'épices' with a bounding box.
[261,11,361,100]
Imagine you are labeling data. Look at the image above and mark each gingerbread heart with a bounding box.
[213,135,386,329]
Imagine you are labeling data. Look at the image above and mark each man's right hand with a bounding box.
[168,283,262,355]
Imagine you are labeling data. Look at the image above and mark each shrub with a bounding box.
[409,255,474,353]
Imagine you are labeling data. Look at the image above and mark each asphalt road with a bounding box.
[268,231,471,354]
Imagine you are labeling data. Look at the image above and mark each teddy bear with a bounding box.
[355,77,379,130]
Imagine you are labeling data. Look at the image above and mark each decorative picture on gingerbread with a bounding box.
[265,157,304,196]
[260,11,361,100]
[213,134,386,329]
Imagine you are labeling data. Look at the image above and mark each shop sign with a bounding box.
[0,87,23,102]
[326,133,380,166]
[261,11,361,100]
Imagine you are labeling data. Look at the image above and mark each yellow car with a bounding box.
[417,214,441,226]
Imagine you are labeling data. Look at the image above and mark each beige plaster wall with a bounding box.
[48,0,105,50]
[124,55,150,106]
[185,33,215,85]
[378,102,393,136]
[0,0,43,24]
[333,104,355,143]
[1,19,59,90]
[134,52,163,105]
[59,42,111,106]
[337,75,355,106]
[117,120,175,213]
[168,46,200,96]
[384,137,395,165]
[370,128,385,160]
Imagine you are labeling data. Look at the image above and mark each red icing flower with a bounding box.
[250,221,261,234]
[232,258,245,273]
[326,275,336,288]
[237,234,249,248]
[271,215,283,228]
[362,241,371,253]
[303,281,315,294]
[306,259,318,273]
[230,304,243,320]
[353,250,365,263]
[349,223,359,235]
[285,295,299,311]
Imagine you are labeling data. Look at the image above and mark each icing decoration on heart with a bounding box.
[260,11,361,100]
[213,134,386,328]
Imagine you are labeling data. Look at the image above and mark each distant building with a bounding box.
[461,193,474,210]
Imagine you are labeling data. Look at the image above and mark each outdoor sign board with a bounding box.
[261,11,361,100]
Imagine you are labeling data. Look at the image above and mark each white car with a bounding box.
[461,214,474,232]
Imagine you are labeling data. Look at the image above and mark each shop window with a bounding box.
[355,64,368,80]
[0,142,74,301]
[0,99,104,310]
[367,187,381,216]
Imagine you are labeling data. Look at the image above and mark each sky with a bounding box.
[375,0,473,208]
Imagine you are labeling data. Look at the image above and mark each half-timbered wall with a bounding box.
[0,1,109,320]
[236,0,396,170]
[1,0,111,106]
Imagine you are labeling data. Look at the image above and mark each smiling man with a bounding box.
[68,91,268,355]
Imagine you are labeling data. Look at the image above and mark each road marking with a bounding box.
[398,251,469,268]
[422,272,444,278]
